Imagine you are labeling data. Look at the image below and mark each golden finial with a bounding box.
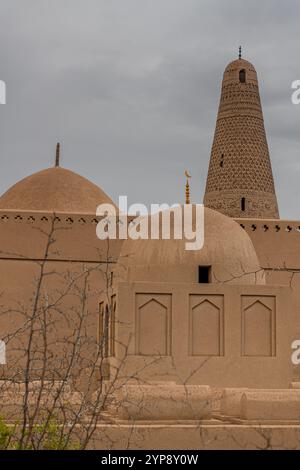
[185,170,191,204]
[55,142,60,167]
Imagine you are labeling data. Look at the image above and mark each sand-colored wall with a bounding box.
[88,422,300,450]
[0,258,108,381]
[102,282,296,389]
[235,218,300,273]
[0,210,123,262]
[0,210,123,383]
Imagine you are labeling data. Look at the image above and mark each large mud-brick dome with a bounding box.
[118,206,265,285]
[0,167,114,213]
[204,56,279,219]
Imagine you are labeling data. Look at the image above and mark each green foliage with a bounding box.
[0,415,80,450]
[0,415,15,449]
[26,418,80,450]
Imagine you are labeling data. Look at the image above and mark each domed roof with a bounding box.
[0,166,115,213]
[223,58,258,83]
[224,58,256,72]
[118,206,264,285]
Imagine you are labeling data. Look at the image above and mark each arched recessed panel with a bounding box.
[243,300,273,356]
[191,299,221,356]
[109,297,116,357]
[137,297,169,355]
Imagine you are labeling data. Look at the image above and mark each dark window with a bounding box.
[241,197,246,212]
[239,69,246,83]
[198,266,211,284]
[103,305,109,357]
[220,154,224,167]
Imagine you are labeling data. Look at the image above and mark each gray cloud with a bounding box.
[0,0,300,217]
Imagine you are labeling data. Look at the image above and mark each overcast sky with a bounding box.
[0,0,300,218]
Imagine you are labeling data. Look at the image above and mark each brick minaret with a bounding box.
[204,53,279,219]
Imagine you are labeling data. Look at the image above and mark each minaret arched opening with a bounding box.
[220,154,224,168]
[241,197,246,212]
[239,69,246,83]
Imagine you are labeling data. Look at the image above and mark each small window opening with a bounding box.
[220,154,224,168]
[241,197,246,212]
[103,305,109,357]
[239,69,246,83]
[198,266,211,284]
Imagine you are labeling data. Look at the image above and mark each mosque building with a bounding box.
[1,51,300,449]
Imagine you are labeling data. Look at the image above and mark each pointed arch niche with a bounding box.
[189,295,224,356]
[135,294,172,356]
[242,296,276,356]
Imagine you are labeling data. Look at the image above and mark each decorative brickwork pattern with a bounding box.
[204,59,279,219]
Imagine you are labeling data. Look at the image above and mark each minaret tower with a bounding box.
[204,48,279,218]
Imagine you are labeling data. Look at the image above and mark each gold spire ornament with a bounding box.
[185,170,191,204]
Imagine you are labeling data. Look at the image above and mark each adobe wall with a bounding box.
[234,217,300,293]
[235,218,300,271]
[88,422,300,450]
[102,282,296,389]
[0,209,123,262]
[0,209,122,383]
[0,257,107,383]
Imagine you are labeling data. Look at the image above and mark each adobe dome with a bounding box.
[0,167,115,213]
[223,58,258,82]
[117,206,264,285]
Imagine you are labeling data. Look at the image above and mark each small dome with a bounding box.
[224,58,256,72]
[0,167,115,213]
[223,58,258,84]
[117,206,264,285]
